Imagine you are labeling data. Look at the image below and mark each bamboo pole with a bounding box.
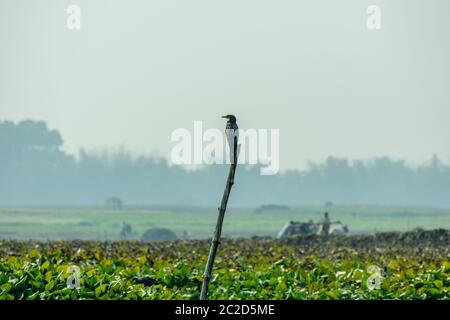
[200,142,238,300]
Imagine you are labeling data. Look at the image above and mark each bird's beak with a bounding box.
[221,115,228,119]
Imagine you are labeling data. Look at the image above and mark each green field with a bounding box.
[0,237,448,300]
[0,205,449,241]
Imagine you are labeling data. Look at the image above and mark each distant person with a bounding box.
[120,222,132,240]
[319,212,331,236]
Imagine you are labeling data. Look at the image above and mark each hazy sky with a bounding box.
[1,0,449,170]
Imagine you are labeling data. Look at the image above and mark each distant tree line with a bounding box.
[1,119,450,207]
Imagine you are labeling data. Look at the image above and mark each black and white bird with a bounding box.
[221,114,239,164]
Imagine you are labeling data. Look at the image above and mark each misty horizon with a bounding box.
[2,118,450,208]
[2,117,449,172]
[2,1,450,171]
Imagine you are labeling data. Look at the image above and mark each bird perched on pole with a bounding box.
[221,114,239,164]
[200,115,240,300]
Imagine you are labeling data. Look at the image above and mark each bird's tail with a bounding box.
[230,143,241,164]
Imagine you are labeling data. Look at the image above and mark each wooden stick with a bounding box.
[200,157,237,300]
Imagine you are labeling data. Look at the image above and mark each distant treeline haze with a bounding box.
[1,120,449,207]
